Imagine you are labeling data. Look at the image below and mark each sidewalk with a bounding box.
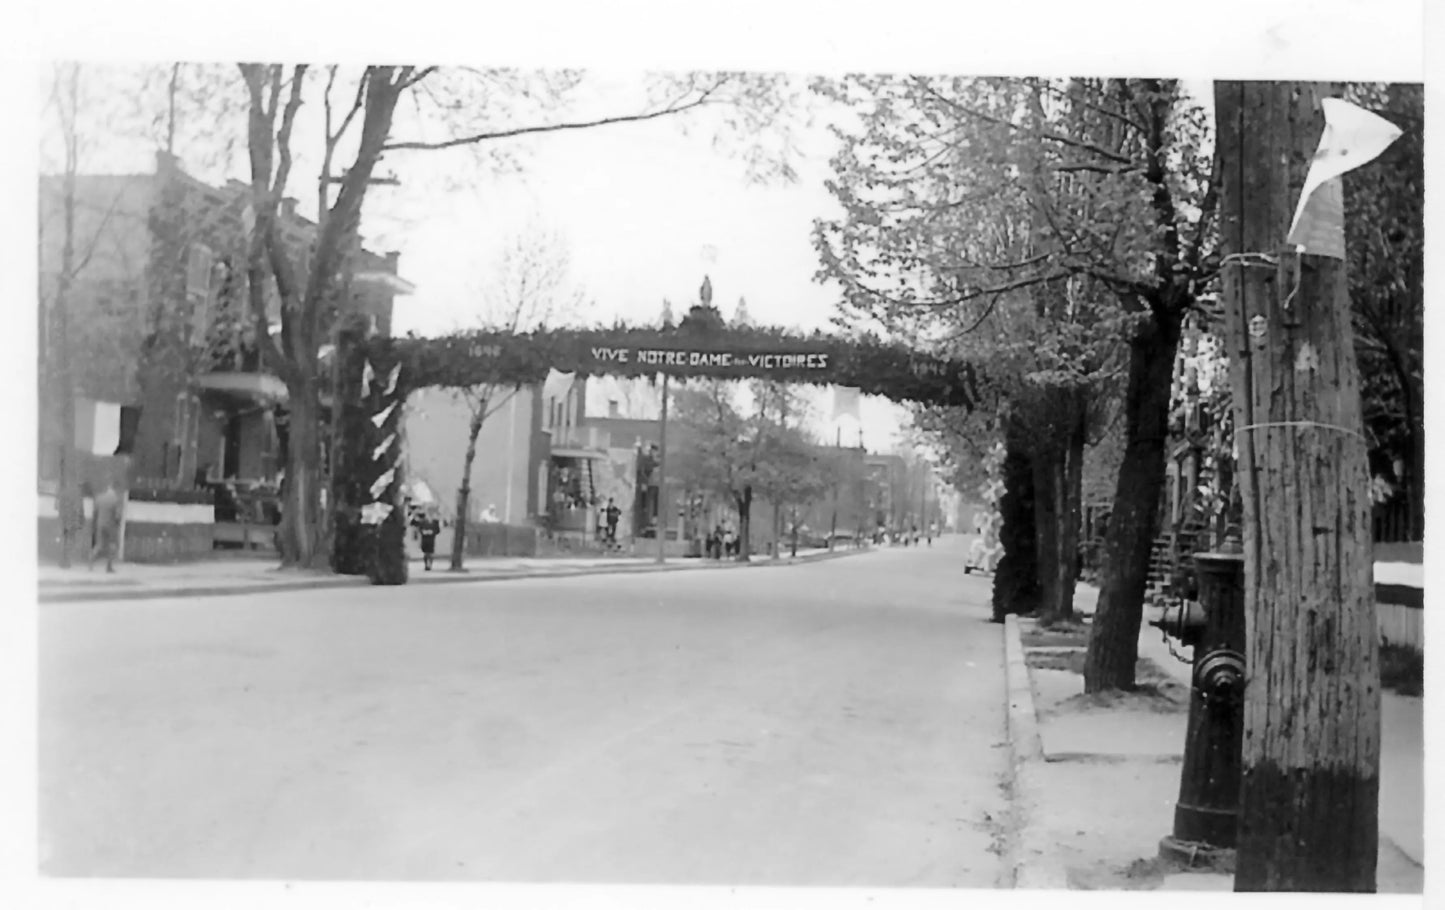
[36,545,864,603]
[1005,582,1424,892]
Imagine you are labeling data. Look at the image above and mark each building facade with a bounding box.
[37,151,413,560]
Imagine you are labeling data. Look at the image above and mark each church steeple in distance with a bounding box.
[700,276,713,307]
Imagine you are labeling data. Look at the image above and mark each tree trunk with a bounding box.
[1218,80,1380,893]
[279,377,326,568]
[450,408,484,570]
[1032,444,1062,623]
[1059,410,1086,619]
[1082,308,1182,690]
[992,432,1039,622]
[737,485,753,561]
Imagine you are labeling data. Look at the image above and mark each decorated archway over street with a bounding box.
[333,301,980,583]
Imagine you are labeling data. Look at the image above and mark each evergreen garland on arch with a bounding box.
[332,317,985,581]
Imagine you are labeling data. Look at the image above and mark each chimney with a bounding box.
[385,251,400,273]
[281,197,298,220]
[155,150,182,175]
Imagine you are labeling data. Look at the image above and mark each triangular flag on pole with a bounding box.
[371,432,397,462]
[383,364,401,397]
[369,467,396,500]
[542,368,575,401]
[1287,98,1403,258]
[361,360,375,398]
[371,402,397,428]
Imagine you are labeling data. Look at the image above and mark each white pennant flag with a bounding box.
[383,363,401,396]
[371,432,396,462]
[1287,98,1403,259]
[542,368,575,401]
[833,386,861,421]
[361,360,375,398]
[369,467,396,500]
[360,501,393,525]
[371,402,397,428]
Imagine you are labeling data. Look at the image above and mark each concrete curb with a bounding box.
[38,545,872,604]
[1003,614,1070,890]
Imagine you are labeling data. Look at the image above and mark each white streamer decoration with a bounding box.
[371,402,397,428]
[369,467,396,500]
[361,360,375,398]
[383,363,401,396]
[372,433,396,462]
[360,501,393,525]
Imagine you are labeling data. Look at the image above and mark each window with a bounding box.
[186,244,214,299]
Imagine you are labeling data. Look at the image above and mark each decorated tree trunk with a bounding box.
[991,434,1039,622]
[332,342,409,584]
[329,320,372,575]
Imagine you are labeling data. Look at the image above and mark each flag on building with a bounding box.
[1287,98,1403,258]
[543,368,575,401]
[833,386,861,422]
[74,399,123,456]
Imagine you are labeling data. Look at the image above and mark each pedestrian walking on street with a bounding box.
[416,512,440,570]
[84,480,123,573]
[604,498,621,548]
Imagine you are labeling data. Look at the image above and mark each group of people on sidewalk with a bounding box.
[704,523,740,560]
[873,521,937,547]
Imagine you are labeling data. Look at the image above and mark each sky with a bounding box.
[373,78,907,447]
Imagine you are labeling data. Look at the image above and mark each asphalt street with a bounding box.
[39,536,1007,886]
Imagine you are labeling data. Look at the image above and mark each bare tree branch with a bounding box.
[382,88,722,152]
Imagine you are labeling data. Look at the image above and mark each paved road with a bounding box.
[39,537,1007,885]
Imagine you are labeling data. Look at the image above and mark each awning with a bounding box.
[195,372,289,405]
[550,447,608,461]
[353,271,416,295]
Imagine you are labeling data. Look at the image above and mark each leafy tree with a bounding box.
[748,381,831,554]
[1343,82,1423,542]
[447,225,584,569]
[815,76,1215,682]
[670,379,829,560]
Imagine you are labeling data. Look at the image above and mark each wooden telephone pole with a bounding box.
[1215,82,1380,892]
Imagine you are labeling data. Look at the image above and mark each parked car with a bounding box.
[964,537,1001,574]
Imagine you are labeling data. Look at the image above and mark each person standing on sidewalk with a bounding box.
[604,498,621,549]
[416,511,440,571]
[84,481,123,573]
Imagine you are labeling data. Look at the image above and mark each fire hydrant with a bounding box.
[1157,551,1246,868]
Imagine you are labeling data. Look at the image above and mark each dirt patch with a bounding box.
[1045,657,1189,715]
[1021,621,1091,649]
[1026,649,1086,673]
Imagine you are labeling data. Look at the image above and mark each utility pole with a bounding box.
[828,424,840,550]
[655,373,669,564]
[1216,81,1382,892]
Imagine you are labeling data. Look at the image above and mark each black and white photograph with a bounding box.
[11,1,1431,907]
